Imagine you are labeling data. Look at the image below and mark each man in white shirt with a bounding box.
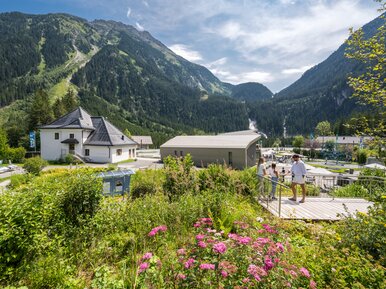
[289,154,307,203]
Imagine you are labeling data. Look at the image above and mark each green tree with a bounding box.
[345,1,386,145]
[123,128,132,138]
[292,135,304,148]
[62,88,79,112]
[52,98,66,118]
[28,89,54,130]
[315,121,332,136]
[0,128,8,160]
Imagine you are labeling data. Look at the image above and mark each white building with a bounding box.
[40,107,137,163]
[160,134,260,170]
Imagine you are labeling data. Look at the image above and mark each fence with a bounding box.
[258,174,385,217]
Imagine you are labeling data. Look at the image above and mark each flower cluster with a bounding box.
[148,225,167,237]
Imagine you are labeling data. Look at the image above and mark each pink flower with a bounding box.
[194,222,201,228]
[228,233,239,240]
[276,242,284,252]
[310,280,317,289]
[242,277,250,283]
[148,225,168,237]
[264,258,274,271]
[198,241,207,248]
[238,236,252,245]
[177,273,186,280]
[184,258,195,269]
[139,262,149,273]
[177,248,186,255]
[221,270,228,278]
[196,234,205,241]
[289,270,298,277]
[141,252,153,260]
[300,267,311,278]
[213,242,227,254]
[199,263,215,270]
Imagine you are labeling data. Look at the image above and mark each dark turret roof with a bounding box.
[39,107,95,130]
[84,117,137,146]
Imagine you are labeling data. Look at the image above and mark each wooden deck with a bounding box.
[259,197,373,220]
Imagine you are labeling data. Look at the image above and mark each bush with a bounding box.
[23,157,48,175]
[357,149,368,165]
[63,154,83,164]
[8,174,32,189]
[5,147,26,163]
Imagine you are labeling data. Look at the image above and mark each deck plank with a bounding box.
[259,197,373,220]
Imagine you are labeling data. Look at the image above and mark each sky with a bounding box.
[0,0,381,92]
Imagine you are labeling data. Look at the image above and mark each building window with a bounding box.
[180,151,183,157]
[54,132,59,140]
[85,149,90,156]
[69,133,74,139]
[174,150,178,156]
[117,149,122,156]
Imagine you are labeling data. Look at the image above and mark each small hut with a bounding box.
[98,169,135,196]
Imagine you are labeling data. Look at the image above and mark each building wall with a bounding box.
[84,146,111,163]
[40,129,84,161]
[111,145,137,163]
[160,144,256,169]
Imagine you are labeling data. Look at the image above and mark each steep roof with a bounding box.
[39,107,95,130]
[84,117,137,146]
[130,136,153,145]
[160,135,259,149]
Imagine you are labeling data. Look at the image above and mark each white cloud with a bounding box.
[126,7,131,18]
[168,44,203,62]
[135,22,145,31]
[282,65,314,75]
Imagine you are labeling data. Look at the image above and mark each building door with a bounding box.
[228,152,233,166]
[69,144,75,154]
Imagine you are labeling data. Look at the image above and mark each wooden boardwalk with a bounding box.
[259,197,373,221]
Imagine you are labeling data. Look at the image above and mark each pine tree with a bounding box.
[62,88,79,112]
[29,89,54,130]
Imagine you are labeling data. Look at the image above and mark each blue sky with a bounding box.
[0,0,381,92]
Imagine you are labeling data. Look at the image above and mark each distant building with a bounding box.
[316,136,373,149]
[39,107,137,163]
[160,135,260,169]
[130,136,153,149]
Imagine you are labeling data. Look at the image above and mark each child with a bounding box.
[268,163,279,200]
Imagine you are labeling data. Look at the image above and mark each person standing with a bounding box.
[257,157,267,197]
[289,154,307,203]
[268,163,279,200]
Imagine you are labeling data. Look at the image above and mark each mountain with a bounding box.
[231,82,273,102]
[249,13,385,137]
[0,12,272,146]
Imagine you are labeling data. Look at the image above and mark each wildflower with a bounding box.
[141,252,153,260]
[276,242,284,252]
[221,270,228,278]
[177,248,186,255]
[198,241,207,248]
[177,273,186,280]
[264,258,274,271]
[139,262,149,273]
[184,258,195,269]
[213,242,227,254]
[148,225,168,237]
[199,263,215,270]
[194,222,201,228]
[196,234,205,241]
[238,236,252,245]
[300,267,311,278]
[310,280,317,289]
[289,270,297,277]
[228,233,239,240]
[220,261,238,274]
[207,228,217,233]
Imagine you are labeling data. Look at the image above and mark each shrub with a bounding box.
[63,154,83,164]
[357,149,368,165]
[5,147,26,163]
[23,157,48,175]
[8,174,32,189]
[130,169,163,199]
[163,155,197,200]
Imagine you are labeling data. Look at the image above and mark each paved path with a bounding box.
[259,197,373,221]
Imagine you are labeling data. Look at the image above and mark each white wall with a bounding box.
[111,145,136,163]
[84,146,111,163]
[40,129,84,161]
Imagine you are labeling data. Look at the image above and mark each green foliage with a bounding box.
[163,154,197,200]
[130,169,163,199]
[5,147,26,163]
[315,120,332,136]
[324,140,335,152]
[345,4,386,146]
[357,149,368,164]
[28,89,54,130]
[0,128,8,160]
[23,156,48,175]
[292,135,304,148]
[8,174,31,189]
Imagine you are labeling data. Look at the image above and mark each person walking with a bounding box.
[257,157,267,197]
[268,163,279,200]
[289,154,307,203]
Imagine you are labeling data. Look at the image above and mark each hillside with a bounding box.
[0,12,273,145]
[249,13,385,136]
